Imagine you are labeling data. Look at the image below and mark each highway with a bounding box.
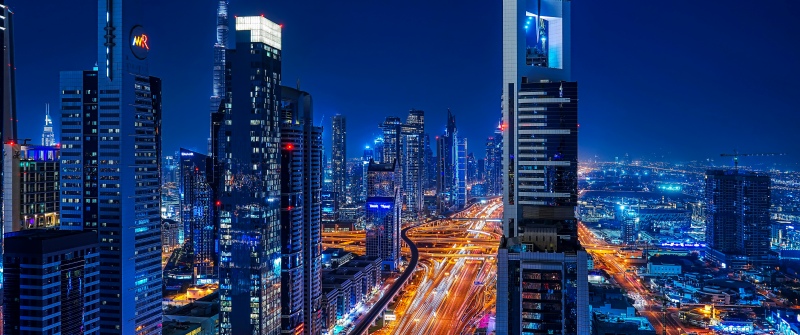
[379,200,502,335]
[348,222,421,335]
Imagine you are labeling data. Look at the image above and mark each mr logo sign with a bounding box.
[130,25,149,60]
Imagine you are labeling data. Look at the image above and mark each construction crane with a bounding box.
[720,150,786,168]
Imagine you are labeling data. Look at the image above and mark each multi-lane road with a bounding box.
[382,200,502,335]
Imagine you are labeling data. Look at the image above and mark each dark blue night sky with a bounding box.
[8,0,800,166]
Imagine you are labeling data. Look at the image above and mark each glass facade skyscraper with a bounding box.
[59,1,163,332]
[365,161,401,271]
[331,115,346,207]
[485,123,503,196]
[210,0,229,116]
[498,1,588,334]
[401,110,424,217]
[436,110,457,213]
[217,16,283,335]
[179,148,216,282]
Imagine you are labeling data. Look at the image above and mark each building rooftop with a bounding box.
[4,229,96,254]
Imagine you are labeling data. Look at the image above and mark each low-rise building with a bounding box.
[163,292,220,335]
[322,248,355,269]
[592,313,656,335]
[647,263,682,276]
[768,309,800,335]
[319,255,382,332]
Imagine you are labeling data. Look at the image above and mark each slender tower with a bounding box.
[0,0,16,143]
[42,104,55,146]
[210,0,229,115]
[497,0,589,334]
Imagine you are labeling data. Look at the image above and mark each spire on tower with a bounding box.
[42,103,55,146]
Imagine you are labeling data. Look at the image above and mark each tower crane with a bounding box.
[720,150,786,168]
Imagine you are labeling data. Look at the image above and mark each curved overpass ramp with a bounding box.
[349,224,420,335]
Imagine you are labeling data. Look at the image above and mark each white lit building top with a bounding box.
[236,16,281,50]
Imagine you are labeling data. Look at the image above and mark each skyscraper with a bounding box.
[59,1,163,332]
[41,104,55,146]
[217,16,283,335]
[467,152,477,184]
[485,123,503,196]
[436,110,457,212]
[331,115,347,206]
[280,85,324,335]
[1,1,16,144]
[365,161,401,271]
[401,110,425,217]
[3,230,100,334]
[423,133,436,191]
[455,138,467,209]
[210,0,229,115]
[705,170,772,270]
[497,0,589,334]
[179,148,216,282]
[280,122,304,335]
[372,137,384,164]
[362,146,374,202]
[380,116,402,166]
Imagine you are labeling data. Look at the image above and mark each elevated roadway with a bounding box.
[349,223,420,335]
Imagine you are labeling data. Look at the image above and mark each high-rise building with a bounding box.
[1,3,17,292]
[705,169,772,270]
[455,138,468,209]
[347,157,364,204]
[436,110,457,212]
[210,0,229,116]
[179,148,216,282]
[467,152,477,184]
[618,206,638,245]
[365,161,401,271]
[477,157,485,182]
[372,137,384,164]
[485,123,503,196]
[280,123,304,335]
[1,1,16,144]
[3,230,100,334]
[59,1,163,332]
[331,115,347,207]
[361,146,374,202]
[321,191,338,223]
[280,85,323,335]
[380,116,402,166]
[3,143,60,233]
[217,16,283,335]
[401,110,425,217]
[497,0,589,334]
[41,104,56,146]
[423,133,436,191]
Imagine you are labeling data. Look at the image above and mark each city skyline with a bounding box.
[7,0,800,164]
[2,1,800,335]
